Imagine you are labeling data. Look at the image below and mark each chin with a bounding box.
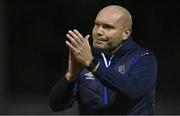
[93,44,108,51]
[93,44,104,49]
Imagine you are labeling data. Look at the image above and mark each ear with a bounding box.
[122,28,131,40]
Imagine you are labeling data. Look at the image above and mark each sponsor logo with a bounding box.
[85,72,95,80]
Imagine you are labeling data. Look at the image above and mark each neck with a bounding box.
[112,43,123,54]
[102,44,122,57]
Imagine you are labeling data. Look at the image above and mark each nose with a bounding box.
[96,26,103,35]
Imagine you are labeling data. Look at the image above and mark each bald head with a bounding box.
[97,5,132,29]
[92,5,133,52]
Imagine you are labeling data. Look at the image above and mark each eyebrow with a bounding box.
[95,21,115,28]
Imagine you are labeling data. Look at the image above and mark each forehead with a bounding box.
[95,10,122,25]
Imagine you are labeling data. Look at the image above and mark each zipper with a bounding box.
[101,53,114,112]
[103,86,108,110]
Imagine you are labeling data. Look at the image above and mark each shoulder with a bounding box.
[132,48,157,66]
[126,48,157,67]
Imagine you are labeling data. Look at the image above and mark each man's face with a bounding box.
[92,10,125,52]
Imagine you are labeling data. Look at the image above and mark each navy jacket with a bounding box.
[49,37,157,114]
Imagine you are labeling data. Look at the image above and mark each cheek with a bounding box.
[92,26,96,34]
[92,29,96,38]
[108,33,123,45]
[115,38,123,45]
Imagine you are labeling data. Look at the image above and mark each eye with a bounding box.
[94,23,100,27]
[102,24,114,29]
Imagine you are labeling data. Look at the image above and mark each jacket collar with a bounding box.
[113,36,140,55]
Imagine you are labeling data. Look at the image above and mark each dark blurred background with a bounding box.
[0,0,180,114]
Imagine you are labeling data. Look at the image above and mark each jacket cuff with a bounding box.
[58,76,77,90]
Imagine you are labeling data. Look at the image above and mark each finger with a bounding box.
[65,40,78,53]
[69,47,71,58]
[66,33,80,48]
[73,29,84,42]
[69,48,73,60]
[66,41,81,58]
[68,48,71,66]
[68,30,82,45]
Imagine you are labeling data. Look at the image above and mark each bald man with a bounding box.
[49,5,157,115]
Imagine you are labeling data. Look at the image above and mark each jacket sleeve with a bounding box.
[48,75,78,112]
[94,54,157,99]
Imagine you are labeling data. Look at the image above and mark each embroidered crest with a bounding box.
[117,64,126,74]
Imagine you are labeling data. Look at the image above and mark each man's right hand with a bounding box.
[66,49,83,82]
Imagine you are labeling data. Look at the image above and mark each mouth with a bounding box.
[94,37,109,42]
[93,39,109,48]
[94,39,108,45]
[93,37,109,48]
[95,37,109,41]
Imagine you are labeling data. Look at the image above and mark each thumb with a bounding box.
[85,34,90,40]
